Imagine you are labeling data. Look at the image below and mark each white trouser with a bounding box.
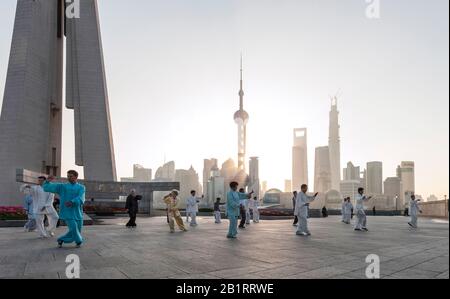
[214,211,221,223]
[251,208,259,222]
[343,212,351,224]
[245,209,251,224]
[35,207,59,237]
[189,212,197,226]
[355,210,367,229]
[296,216,309,234]
[410,214,418,228]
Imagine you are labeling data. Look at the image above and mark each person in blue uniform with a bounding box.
[43,170,86,248]
[226,182,241,238]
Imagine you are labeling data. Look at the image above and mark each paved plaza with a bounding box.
[0,216,448,279]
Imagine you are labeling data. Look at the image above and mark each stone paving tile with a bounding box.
[286,266,352,279]
[118,262,187,279]
[390,268,441,279]
[57,267,129,279]
[0,263,26,278]
[0,216,448,279]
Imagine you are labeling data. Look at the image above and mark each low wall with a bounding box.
[419,200,449,218]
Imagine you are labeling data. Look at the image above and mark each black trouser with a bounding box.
[293,214,298,225]
[239,207,246,228]
[126,213,137,227]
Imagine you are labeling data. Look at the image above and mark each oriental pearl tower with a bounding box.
[234,56,249,172]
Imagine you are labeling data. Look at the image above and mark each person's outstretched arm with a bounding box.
[43,179,63,195]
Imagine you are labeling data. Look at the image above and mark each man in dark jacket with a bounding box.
[125,189,142,228]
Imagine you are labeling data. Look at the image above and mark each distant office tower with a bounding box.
[328,97,341,191]
[203,158,218,200]
[343,162,361,181]
[207,165,225,207]
[233,56,249,172]
[292,128,308,190]
[154,161,176,181]
[340,180,363,202]
[248,157,260,199]
[120,164,152,182]
[397,161,415,194]
[261,181,268,197]
[384,177,403,210]
[284,180,292,193]
[366,162,383,194]
[0,0,116,205]
[314,146,331,193]
[175,166,203,204]
[133,164,152,182]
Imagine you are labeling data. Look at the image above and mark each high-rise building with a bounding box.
[340,180,363,202]
[203,158,218,200]
[175,166,203,205]
[397,161,415,194]
[329,97,341,191]
[207,165,225,207]
[233,56,249,172]
[366,161,383,194]
[0,0,116,205]
[261,181,268,197]
[314,146,331,193]
[248,157,260,199]
[343,162,361,181]
[121,164,152,182]
[284,180,292,193]
[133,164,152,182]
[292,128,308,190]
[154,161,176,181]
[384,177,403,210]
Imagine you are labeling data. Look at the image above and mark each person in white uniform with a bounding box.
[354,188,372,232]
[341,198,347,223]
[22,176,59,238]
[342,197,353,224]
[214,198,224,224]
[408,194,422,229]
[250,196,260,223]
[295,184,318,236]
[186,190,203,226]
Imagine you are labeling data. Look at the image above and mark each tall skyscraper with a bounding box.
[384,177,403,210]
[203,158,218,200]
[248,157,260,199]
[284,180,292,193]
[207,165,225,207]
[340,180,363,202]
[120,164,152,182]
[0,0,116,205]
[292,128,308,190]
[154,161,176,181]
[397,161,415,194]
[343,162,361,181]
[314,146,331,193]
[261,181,268,197]
[328,97,341,191]
[175,166,203,204]
[366,161,383,194]
[233,56,249,172]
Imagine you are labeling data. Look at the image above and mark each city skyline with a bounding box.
[0,0,448,199]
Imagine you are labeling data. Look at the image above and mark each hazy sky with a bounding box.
[0,0,448,198]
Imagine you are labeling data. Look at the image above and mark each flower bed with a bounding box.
[259,208,293,217]
[0,206,27,220]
